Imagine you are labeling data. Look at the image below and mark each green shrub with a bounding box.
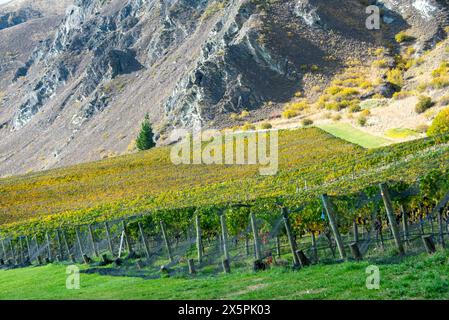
[395,31,416,43]
[302,118,314,126]
[393,91,414,100]
[360,109,371,117]
[288,101,308,111]
[387,68,404,88]
[260,122,272,130]
[427,107,449,137]
[136,114,156,151]
[430,77,449,89]
[349,104,361,113]
[326,86,343,95]
[282,109,298,119]
[417,82,428,92]
[431,61,449,77]
[336,88,359,99]
[357,116,367,126]
[415,96,434,114]
[332,114,342,121]
[373,59,389,68]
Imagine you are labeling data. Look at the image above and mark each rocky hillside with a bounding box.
[0,0,72,85]
[0,0,448,176]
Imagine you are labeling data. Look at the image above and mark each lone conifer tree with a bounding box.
[136,114,156,151]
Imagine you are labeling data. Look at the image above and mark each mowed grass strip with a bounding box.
[0,251,448,300]
[384,128,420,139]
[318,123,393,148]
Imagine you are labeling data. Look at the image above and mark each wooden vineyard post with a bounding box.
[218,234,223,255]
[138,222,151,260]
[245,235,250,257]
[188,259,196,274]
[1,240,6,262]
[220,212,230,263]
[62,229,71,260]
[400,205,410,244]
[160,221,173,262]
[250,211,261,261]
[195,215,203,263]
[19,237,25,263]
[34,235,41,264]
[353,219,359,243]
[321,194,346,259]
[75,228,84,257]
[419,213,425,235]
[295,250,310,267]
[121,221,131,254]
[428,207,435,235]
[311,232,318,263]
[376,216,385,250]
[281,207,300,267]
[55,230,63,260]
[349,242,363,261]
[25,236,31,261]
[422,235,436,254]
[438,207,446,248]
[9,240,16,264]
[222,258,231,273]
[379,183,405,255]
[104,222,114,257]
[275,236,281,258]
[45,232,52,261]
[88,224,98,257]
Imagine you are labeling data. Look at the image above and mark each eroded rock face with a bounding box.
[0,0,73,88]
[0,0,448,175]
[379,0,449,48]
[10,0,211,130]
[0,8,42,30]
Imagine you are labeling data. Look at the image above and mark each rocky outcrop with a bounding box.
[378,0,449,49]
[0,8,42,30]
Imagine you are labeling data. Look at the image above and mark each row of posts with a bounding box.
[1,183,447,272]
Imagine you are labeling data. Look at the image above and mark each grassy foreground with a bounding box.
[1,251,448,300]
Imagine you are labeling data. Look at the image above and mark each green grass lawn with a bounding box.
[318,123,393,148]
[384,128,419,139]
[1,251,448,300]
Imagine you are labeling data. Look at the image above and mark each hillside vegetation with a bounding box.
[1,127,449,235]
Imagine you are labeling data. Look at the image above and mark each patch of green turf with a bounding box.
[359,99,388,110]
[318,123,393,148]
[1,252,448,300]
[384,128,419,139]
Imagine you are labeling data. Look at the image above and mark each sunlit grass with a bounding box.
[318,123,393,148]
[0,251,448,300]
[385,128,419,139]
